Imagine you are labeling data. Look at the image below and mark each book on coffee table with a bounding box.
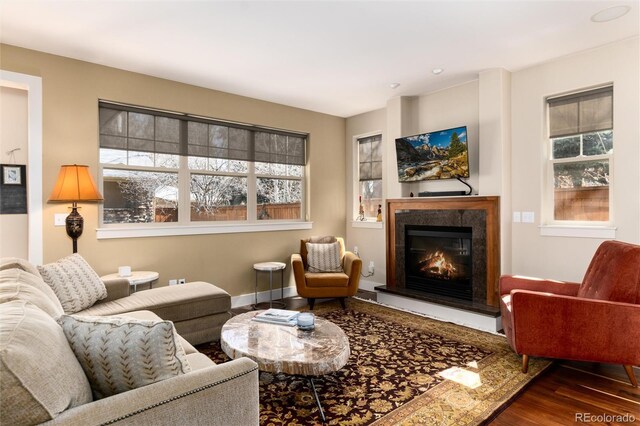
[252,309,300,326]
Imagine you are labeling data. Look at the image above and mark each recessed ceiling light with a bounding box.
[390,83,400,89]
[591,5,631,23]
[432,68,444,75]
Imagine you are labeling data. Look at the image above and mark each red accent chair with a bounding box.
[500,240,640,387]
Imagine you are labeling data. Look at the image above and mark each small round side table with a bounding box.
[253,262,286,309]
[100,270,159,293]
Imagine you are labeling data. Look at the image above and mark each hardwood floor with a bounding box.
[235,293,640,424]
[490,362,640,425]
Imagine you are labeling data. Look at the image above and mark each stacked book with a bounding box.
[252,309,300,326]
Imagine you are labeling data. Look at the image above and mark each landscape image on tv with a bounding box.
[395,126,469,182]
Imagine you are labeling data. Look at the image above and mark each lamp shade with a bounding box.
[49,164,103,202]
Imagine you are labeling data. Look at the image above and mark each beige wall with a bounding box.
[347,37,639,287]
[0,86,29,258]
[414,81,480,195]
[511,37,640,282]
[345,108,386,284]
[345,83,481,285]
[0,44,346,296]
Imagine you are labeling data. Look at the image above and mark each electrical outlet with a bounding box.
[368,261,375,274]
[178,278,186,284]
[169,279,178,286]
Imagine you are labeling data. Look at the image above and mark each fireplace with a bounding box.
[378,196,500,314]
[405,225,473,301]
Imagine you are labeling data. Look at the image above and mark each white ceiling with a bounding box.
[1,1,638,117]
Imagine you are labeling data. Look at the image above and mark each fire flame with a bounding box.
[419,251,456,279]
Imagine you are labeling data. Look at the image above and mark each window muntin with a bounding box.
[547,87,612,223]
[357,134,383,218]
[99,102,306,225]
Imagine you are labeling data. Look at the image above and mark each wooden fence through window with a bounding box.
[554,187,608,221]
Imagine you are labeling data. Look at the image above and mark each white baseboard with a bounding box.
[377,292,502,334]
[358,279,382,292]
[231,285,298,308]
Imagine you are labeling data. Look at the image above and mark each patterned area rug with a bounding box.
[198,299,550,425]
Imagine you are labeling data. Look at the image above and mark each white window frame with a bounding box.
[540,86,616,239]
[352,131,383,227]
[96,104,310,239]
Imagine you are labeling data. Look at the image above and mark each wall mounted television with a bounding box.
[395,126,469,182]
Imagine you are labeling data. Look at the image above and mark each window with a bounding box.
[99,102,306,226]
[357,134,382,219]
[546,86,613,223]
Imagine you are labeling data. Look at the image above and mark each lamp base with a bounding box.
[66,205,84,254]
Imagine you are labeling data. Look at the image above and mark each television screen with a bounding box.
[395,126,469,182]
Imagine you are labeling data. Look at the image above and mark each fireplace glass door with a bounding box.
[405,225,472,300]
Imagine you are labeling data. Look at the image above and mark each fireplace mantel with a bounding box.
[385,196,500,307]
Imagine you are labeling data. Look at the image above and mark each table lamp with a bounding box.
[49,164,103,253]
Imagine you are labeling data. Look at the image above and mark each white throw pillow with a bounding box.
[306,241,343,273]
[0,269,65,318]
[38,254,107,314]
[0,301,92,425]
[57,314,191,400]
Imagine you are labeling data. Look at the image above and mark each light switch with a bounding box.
[54,213,68,226]
[522,211,535,223]
[512,212,521,223]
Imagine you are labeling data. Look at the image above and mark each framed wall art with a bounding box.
[0,164,27,214]
[2,165,22,185]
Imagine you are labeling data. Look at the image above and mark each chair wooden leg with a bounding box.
[623,365,638,387]
[308,298,315,310]
[522,354,529,373]
[339,298,346,309]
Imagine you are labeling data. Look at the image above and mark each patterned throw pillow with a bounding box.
[38,254,107,314]
[306,241,343,273]
[57,315,191,400]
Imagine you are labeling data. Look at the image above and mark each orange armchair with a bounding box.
[291,237,362,309]
[500,240,640,387]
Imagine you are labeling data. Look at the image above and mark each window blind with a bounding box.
[99,102,307,166]
[358,135,382,181]
[548,86,613,138]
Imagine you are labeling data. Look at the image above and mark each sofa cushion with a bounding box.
[0,257,42,278]
[306,241,343,273]
[305,272,349,288]
[58,314,191,399]
[38,254,107,314]
[76,281,231,322]
[117,310,198,354]
[0,268,64,317]
[186,352,217,370]
[0,300,92,425]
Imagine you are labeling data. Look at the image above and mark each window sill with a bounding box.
[351,220,384,229]
[96,221,313,239]
[538,225,616,239]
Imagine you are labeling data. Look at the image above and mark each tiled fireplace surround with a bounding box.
[375,196,501,326]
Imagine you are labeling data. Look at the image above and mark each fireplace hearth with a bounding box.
[405,225,473,301]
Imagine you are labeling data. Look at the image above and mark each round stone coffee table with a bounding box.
[221,310,350,422]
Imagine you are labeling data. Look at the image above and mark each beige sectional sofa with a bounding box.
[0,257,259,426]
